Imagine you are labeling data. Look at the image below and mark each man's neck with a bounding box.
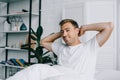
[68,39,81,46]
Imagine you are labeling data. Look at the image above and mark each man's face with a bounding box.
[60,22,79,45]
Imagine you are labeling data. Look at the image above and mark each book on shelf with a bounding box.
[0,58,27,67]
[9,58,20,66]
[16,59,26,67]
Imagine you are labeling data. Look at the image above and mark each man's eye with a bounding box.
[60,31,64,33]
[66,30,70,32]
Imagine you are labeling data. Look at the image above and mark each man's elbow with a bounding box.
[104,22,114,32]
[108,22,114,30]
[40,39,45,47]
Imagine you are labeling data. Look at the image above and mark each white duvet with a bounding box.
[5,64,120,80]
[95,70,120,80]
[6,64,89,80]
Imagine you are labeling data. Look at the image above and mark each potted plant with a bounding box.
[21,26,57,65]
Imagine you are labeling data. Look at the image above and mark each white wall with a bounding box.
[86,1,117,70]
[117,0,120,70]
[41,0,63,37]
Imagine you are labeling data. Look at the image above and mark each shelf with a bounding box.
[3,31,29,33]
[0,46,5,48]
[0,64,24,69]
[0,12,39,17]
[0,0,25,3]
[0,0,38,78]
[5,47,27,51]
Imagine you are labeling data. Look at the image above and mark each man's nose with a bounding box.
[63,31,67,37]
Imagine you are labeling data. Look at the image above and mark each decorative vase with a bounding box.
[20,23,27,31]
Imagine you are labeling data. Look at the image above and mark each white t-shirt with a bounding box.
[51,36,100,80]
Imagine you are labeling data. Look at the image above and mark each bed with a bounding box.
[95,70,120,80]
[46,70,120,80]
[2,70,120,80]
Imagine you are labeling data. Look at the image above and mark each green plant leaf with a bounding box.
[30,34,37,41]
[53,53,57,59]
[29,48,36,53]
[30,55,35,58]
[36,26,43,44]
[31,27,37,37]
[36,46,43,56]
[42,56,52,63]
[21,43,36,49]
[43,50,50,56]
[21,44,29,49]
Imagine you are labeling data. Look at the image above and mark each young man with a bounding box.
[7,19,114,80]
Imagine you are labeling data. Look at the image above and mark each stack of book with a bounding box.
[0,58,27,67]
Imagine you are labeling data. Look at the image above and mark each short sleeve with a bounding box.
[86,36,100,53]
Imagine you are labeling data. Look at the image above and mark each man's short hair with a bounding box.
[59,19,79,28]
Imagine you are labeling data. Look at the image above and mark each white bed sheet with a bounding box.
[95,70,120,80]
[5,69,120,80]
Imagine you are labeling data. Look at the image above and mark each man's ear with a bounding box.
[76,28,80,35]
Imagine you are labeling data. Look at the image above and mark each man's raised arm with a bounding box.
[40,32,61,51]
[79,22,114,47]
